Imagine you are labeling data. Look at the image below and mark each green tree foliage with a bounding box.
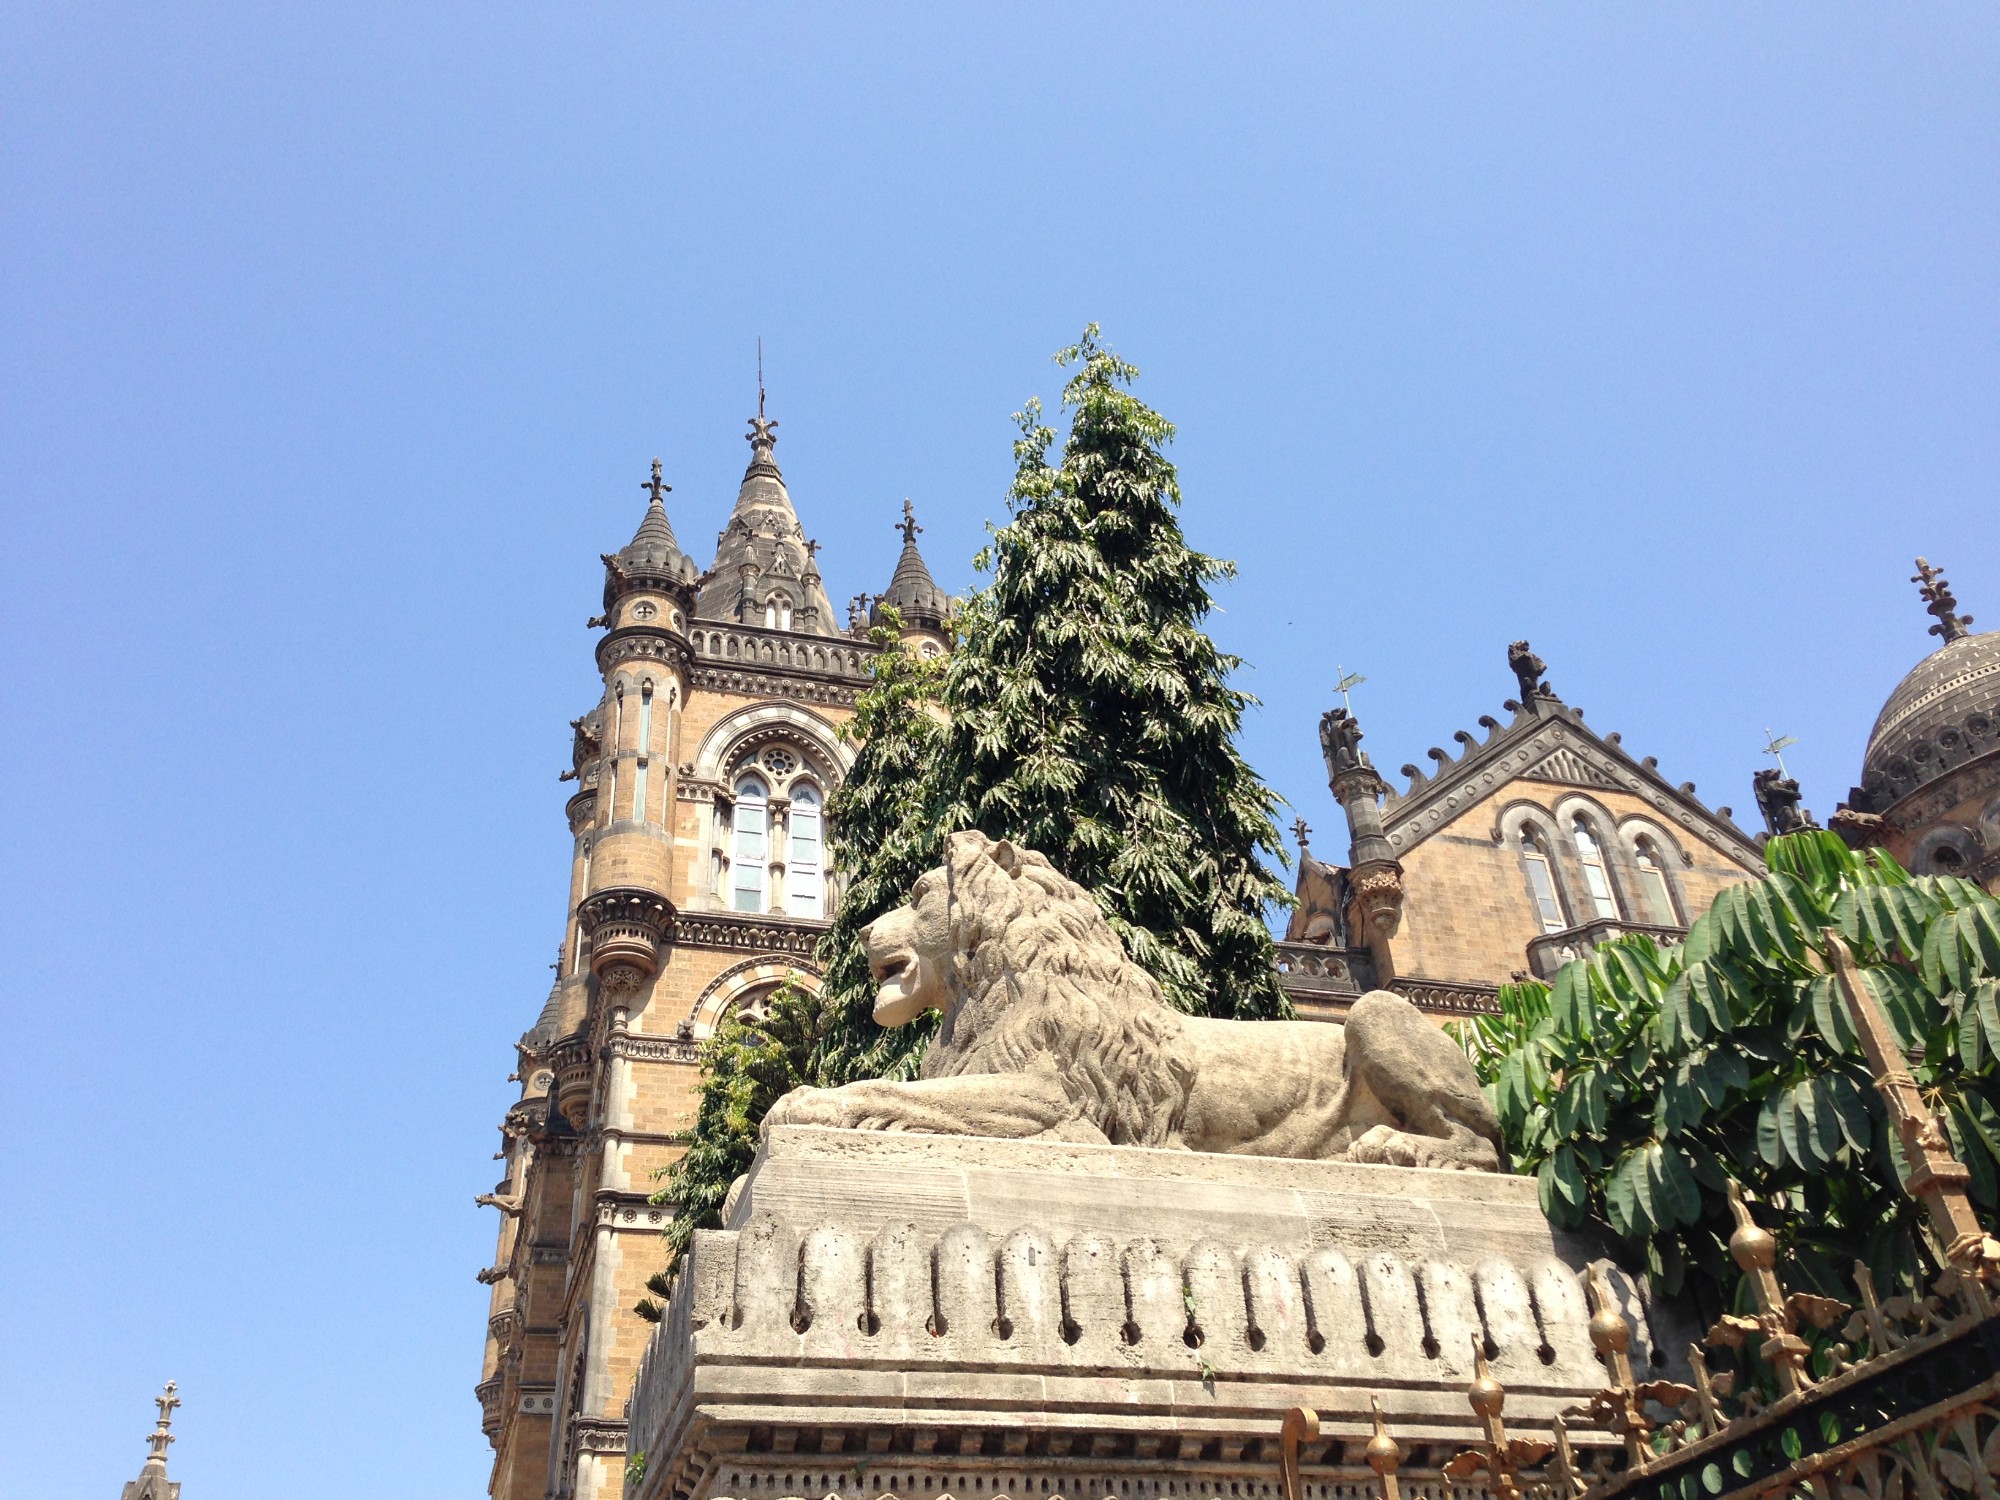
[810,612,950,1085]
[638,981,826,1316]
[944,325,1291,1018]
[1456,831,2000,1313]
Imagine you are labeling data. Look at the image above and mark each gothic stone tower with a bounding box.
[476,412,945,1500]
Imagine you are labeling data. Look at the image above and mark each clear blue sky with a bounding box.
[3,7,1995,1497]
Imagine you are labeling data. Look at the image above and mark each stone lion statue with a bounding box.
[763,831,1503,1171]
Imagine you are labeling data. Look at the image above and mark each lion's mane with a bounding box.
[917,833,1196,1147]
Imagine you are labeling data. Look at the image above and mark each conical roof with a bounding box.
[602,460,696,608]
[872,499,948,628]
[695,413,840,634]
[613,460,691,575]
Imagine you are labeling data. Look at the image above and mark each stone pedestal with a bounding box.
[626,1127,1676,1500]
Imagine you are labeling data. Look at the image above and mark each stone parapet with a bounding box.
[625,1128,1675,1500]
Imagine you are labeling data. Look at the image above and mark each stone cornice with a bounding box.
[570,1415,628,1455]
[1382,702,1762,866]
[671,909,828,959]
[604,1032,700,1065]
[594,1190,670,1234]
[689,664,866,708]
[1880,752,2000,836]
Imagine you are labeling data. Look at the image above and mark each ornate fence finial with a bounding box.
[1365,1395,1404,1500]
[1279,1405,1319,1500]
[1444,1335,1551,1500]
[1718,1183,1812,1395]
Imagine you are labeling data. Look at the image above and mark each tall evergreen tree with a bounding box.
[648,328,1295,1289]
[945,325,1291,1018]
[810,611,950,1084]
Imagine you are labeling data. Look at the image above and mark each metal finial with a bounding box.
[1913,557,1972,642]
[747,341,778,450]
[1760,728,1797,777]
[643,457,671,506]
[1334,665,1365,714]
[1365,1395,1404,1500]
[898,498,923,546]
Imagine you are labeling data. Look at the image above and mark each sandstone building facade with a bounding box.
[477,412,950,1500]
[476,402,1993,1498]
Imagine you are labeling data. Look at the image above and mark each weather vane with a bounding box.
[1334,666,1366,714]
[1761,728,1798,778]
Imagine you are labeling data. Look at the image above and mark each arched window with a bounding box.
[1572,815,1620,921]
[764,594,793,631]
[1634,838,1679,926]
[788,784,823,917]
[731,775,769,913]
[1521,827,1568,933]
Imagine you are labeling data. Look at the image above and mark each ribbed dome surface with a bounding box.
[1857,631,2000,810]
[879,535,947,623]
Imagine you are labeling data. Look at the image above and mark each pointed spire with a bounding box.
[694,385,840,632]
[872,499,948,630]
[622,457,681,557]
[121,1382,183,1499]
[605,455,688,587]
[1913,556,1973,643]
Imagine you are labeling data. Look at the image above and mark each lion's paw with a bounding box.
[1347,1125,1485,1171]
[760,1085,851,1137]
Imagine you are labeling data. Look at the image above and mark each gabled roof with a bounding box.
[1379,690,1762,867]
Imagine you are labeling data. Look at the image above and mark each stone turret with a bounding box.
[868,499,950,653]
[1839,558,1999,885]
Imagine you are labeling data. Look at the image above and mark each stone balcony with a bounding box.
[1526,916,1685,981]
[1271,940,1372,1019]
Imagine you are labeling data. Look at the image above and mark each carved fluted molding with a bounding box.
[576,886,674,993]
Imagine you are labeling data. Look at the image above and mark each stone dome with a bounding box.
[1856,630,2000,811]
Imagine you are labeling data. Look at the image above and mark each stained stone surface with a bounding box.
[625,1126,1681,1500]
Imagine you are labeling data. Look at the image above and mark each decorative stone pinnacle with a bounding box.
[747,412,778,451]
[1913,556,1972,642]
[898,498,923,546]
[144,1380,179,1469]
[1291,817,1311,858]
[643,458,671,506]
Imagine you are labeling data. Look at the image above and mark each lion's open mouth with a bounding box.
[873,954,912,986]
